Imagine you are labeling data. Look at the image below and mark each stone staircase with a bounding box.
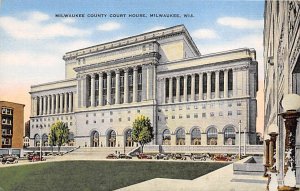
[59,147,136,160]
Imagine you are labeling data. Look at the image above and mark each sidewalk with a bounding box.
[116,164,267,191]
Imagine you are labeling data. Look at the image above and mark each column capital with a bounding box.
[115,69,120,74]
[91,73,96,79]
[133,66,138,71]
[106,71,111,76]
[176,76,180,80]
[99,72,103,77]
[124,67,129,73]
[191,73,196,77]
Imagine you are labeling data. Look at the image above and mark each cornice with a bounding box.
[74,52,161,72]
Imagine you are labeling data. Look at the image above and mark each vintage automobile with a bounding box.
[191,154,208,161]
[213,154,232,161]
[28,154,46,162]
[106,154,118,159]
[137,153,152,159]
[172,153,187,160]
[118,154,132,159]
[155,153,169,160]
[1,154,18,164]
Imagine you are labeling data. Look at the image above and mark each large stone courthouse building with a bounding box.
[29,25,258,149]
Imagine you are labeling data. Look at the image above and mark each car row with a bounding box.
[27,153,46,162]
[0,154,18,164]
[106,153,133,159]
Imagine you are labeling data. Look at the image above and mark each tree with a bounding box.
[132,115,154,153]
[49,121,70,154]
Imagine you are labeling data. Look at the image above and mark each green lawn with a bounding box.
[0,161,227,191]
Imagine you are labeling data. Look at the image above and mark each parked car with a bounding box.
[106,154,117,159]
[172,153,187,160]
[137,153,152,159]
[213,154,232,161]
[118,154,132,159]
[2,154,18,164]
[191,154,207,161]
[28,154,45,162]
[155,153,169,160]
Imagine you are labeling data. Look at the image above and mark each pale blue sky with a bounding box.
[0,0,265,131]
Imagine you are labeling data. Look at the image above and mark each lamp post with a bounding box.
[39,125,43,161]
[278,94,300,191]
[266,124,279,191]
[239,120,242,159]
[244,125,246,156]
[264,133,270,177]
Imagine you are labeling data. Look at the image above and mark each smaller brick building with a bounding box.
[0,101,25,149]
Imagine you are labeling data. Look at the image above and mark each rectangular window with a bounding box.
[202,113,206,118]
[137,110,140,113]
[228,102,232,107]
[202,104,206,109]
[110,119,113,122]
[186,114,190,118]
[128,117,130,121]
[179,115,182,119]
[110,111,113,115]
[194,105,198,109]
[179,106,182,110]
[94,120,96,123]
[86,120,88,124]
[138,73,142,85]
[228,111,232,116]
[237,102,242,106]
[165,116,168,120]
[237,110,242,115]
[194,113,198,118]
[119,118,122,122]
[186,105,190,110]
[219,112,223,116]
[172,115,175,119]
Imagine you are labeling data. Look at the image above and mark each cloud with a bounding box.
[97,21,121,31]
[217,17,264,29]
[0,12,90,40]
[28,11,50,22]
[191,28,219,40]
[143,26,166,33]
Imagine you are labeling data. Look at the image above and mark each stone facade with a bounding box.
[29,25,258,151]
[264,0,300,185]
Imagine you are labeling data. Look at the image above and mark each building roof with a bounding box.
[63,24,200,61]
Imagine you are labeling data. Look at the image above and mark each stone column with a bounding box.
[168,77,173,103]
[64,93,68,113]
[176,76,180,102]
[82,75,87,108]
[60,93,63,113]
[201,133,207,145]
[162,78,166,104]
[224,69,228,98]
[132,67,138,102]
[38,97,42,115]
[91,74,96,107]
[184,75,188,102]
[191,74,195,101]
[199,73,203,100]
[99,72,103,106]
[47,95,50,114]
[217,133,224,145]
[115,69,120,104]
[55,94,59,114]
[207,72,211,100]
[107,71,111,105]
[69,92,73,112]
[146,64,153,100]
[34,97,37,116]
[124,68,129,104]
[141,65,147,101]
[233,69,237,97]
[31,97,34,116]
[51,95,55,114]
[77,76,81,108]
[215,70,220,99]
[43,96,47,115]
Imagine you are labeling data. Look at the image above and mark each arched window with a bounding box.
[91,131,99,147]
[34,134,40,147]
[125,129,134,147]
[191,128,201,145]
[68,132,75,146]
[42,134,48,146]
[107,130,116,147]
[176,128,185,145]
[203,73,207,93]
[162,129,171,145]
[207,127,218,145]
[224,127,236,145]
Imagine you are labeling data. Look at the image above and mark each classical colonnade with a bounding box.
[163,69,234,103]
[77,64,155,108]
[31,92,74,116]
